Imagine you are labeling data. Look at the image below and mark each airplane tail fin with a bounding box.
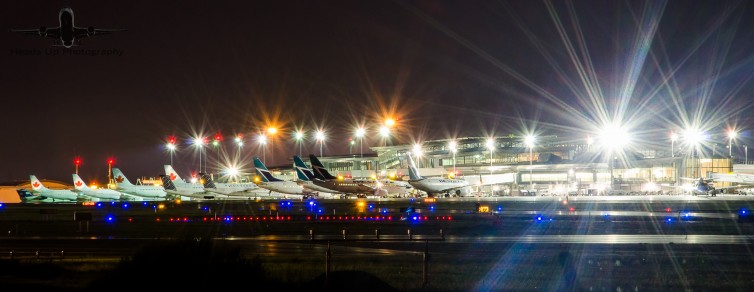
[406,154,423,181]
[164,165,183,182]
[72,174,89,190]
[29,175,48,191]
[111,168,133,186]
[199,173,216,188]
[309,154,337,180]
[159,175,176,191]
[293,156,314,181]
[253,157,282,182]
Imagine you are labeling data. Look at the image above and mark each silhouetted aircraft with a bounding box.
[10,7,125,48]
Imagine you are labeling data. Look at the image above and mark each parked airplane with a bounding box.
[72,173,126,201]
[10,7,125,48]
[308,154,383,197]
[198,173,265,198]
[159,175,220,199]
[28,175,81,202]
[406,154,471,197]
[253,157,306,196]
[162,165,218,199]
[292,156,341,195]
[680,176,752,196]
[111,168,167,199]
[709,173,754,185]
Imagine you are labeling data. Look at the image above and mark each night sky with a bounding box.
[3,0,754,184]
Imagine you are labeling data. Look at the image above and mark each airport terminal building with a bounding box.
[313,135,736,196]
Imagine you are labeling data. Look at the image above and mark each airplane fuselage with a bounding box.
[258,181,304,195]
[409,178,469,195]
[59,8,75,47]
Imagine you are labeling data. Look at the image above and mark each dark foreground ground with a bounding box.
[1,198,754,291]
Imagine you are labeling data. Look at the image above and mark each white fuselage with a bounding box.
[207,182,260,196]
[117,184,167,199]
[258,181,304,195]
[77,188,122,201]
[409,178,470,195]
[35,188,80,201]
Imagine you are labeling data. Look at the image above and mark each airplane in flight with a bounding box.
[162,165,219,199]
[406,154,471,197]
[112,168,168,199]
[72,173,128,201]
[253,157,306,197]
[10,7,125,48]
[308,154,384,197]
[292,155,341,196]
[28,175,82,202]
[198,173,265,198]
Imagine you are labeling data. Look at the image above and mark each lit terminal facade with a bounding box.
[313,135,734,196]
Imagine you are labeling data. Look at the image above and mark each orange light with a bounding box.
[385,118,396,127]
[267,127,278,135]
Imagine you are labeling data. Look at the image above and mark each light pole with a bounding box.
[213,133,222,174]
[258,134,267,164]
[670,132,678,158]
[683,127,704,179]
[267,127,277,164]
[107,158,114,188]
[486,138,495,175]
[413,143,423,168]
[745,145,748,164]
[728,130,737,159]
[74,157,81,174]
[194,137,206,173]
[234,135,243,161]
[525,135,535,191]
[315,130,325,157]
[355,128,365,159]
[379,126,390,147]
[167,136,177,165]
[295,131,304,157]
[448,141,457,176]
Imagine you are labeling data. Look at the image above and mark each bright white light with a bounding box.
[728,130,738,139]
[385,118,396,127]
[226,167,239,176]
[190,177,198,183]
[598,124,629,149]
[682,127,705,146]
[295,131,304,140]
[234,136,242,143]
[194,138,205,146]
[448,141,457,152]
[586,136,594,145]
[258,134,267,145]
[525,135,536,148]
[315,130,325,141]
[166,143,176,150]
[412,144,423,157]
[267,127,278,135]
[670,132,678,142]
[486,138,495,151]
[379,126,390,138]
[355,128,366,138]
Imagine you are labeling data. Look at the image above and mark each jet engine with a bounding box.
[38,26,47,36]
[87,26,95,36]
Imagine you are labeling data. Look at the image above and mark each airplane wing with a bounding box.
[11,27,61,39]
[74,27,126,38]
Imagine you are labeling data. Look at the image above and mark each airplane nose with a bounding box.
[63,41,73,48]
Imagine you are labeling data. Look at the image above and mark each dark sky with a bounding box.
[3,0,754,184]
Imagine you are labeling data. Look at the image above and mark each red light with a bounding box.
[214,134,223,141]
[569,207,575,212]
[307,216,311,220]
[665,208,671,213]
[156,218,160,222]
[168,136,176,144]
[107,159,114,165]
[128,218,132,222]
[74,158,81,165]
